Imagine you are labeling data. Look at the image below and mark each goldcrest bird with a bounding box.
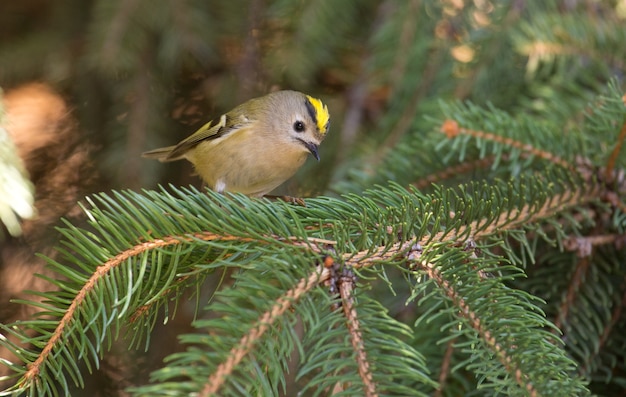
[143,90,330,197]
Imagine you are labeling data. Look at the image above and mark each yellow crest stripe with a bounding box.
[306,95,330,135]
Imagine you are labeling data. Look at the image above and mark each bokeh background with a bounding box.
[1,0,625,395]
[3,1,625,194]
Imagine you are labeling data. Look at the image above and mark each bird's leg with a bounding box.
[264,195,307,207]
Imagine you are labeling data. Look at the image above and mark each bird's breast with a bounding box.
[186,129,308,196]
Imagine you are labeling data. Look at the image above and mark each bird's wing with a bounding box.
[166,112,252,160]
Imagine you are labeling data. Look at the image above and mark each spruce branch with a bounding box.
[422,260,539,397]
[578,285,626,377]
[0,180,594,396]
[337,266,376,397]
[404,235,587,396]
[553,257,590,334]
[2,160,601,395]
[19,229,332,392]
[440,119,575,172]
[434,338,457,397]
[605,116,626,184]
[516,12,626,76]
[562,234,626,258]
[202,265,330,396]
[412,156,496,190]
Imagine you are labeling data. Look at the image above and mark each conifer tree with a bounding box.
[1,1,625,396]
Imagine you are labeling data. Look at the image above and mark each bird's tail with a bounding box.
[141,146,183,162]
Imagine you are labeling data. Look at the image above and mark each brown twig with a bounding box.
[200,266,329,396]
[236,0,264,101]
[434,338,456,397]
[23,232,329,383]
[101,0,141,65]
[563,234,623,258]
[125,51,151,189]
[553,257,591,333]
[440,119,576,172]
[345,185,600,270]
[605,117,626,183]
[412,156,497,189]
[339,268,377,397]
[582,284,626,375]
[418,260,538,397]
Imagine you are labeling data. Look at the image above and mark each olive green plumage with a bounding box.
[143,90,330,197]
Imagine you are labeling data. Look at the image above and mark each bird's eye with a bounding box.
[293,120,305,133]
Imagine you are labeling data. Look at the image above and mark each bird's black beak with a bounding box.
[298,139,320,161]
